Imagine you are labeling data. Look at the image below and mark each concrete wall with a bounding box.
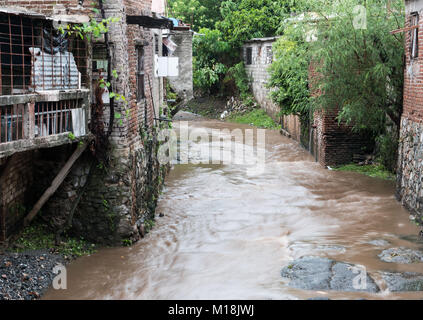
[243,39,280,120]
[397,0,423,221]
[167,29,194,101]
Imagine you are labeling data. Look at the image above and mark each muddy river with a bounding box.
[44,119,423,300]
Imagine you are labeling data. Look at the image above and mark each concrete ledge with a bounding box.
[0,133,94,159]
[0,89,90,106]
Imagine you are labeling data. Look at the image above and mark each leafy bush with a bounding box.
[268,34,310,115]
[308,0,404,133]
[228,109,279,129]
[334,163,395,181]
[226,62,251,100]
[376,131,399,173]
[193,28,230,93]
[13,223,96,258]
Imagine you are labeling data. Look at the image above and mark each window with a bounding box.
[137,47,145,101]
[266,46,273,64]
[154,34,159,55]
[92,45,108,73]
[411,12,419,59]
[246,47,252,65]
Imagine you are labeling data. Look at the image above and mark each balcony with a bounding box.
[0,10,91,159]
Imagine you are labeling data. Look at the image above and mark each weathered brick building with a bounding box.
[243,37,282,121]
[0,0,177,245]
[243,37,370,167]
[397,0,423,221]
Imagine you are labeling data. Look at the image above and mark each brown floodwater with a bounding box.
[44,119,423,300]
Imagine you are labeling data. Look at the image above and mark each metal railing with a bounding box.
[0,99,84,143]
[0,12,88,95]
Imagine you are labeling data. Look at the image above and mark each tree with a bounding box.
[268,0,405,170]
[193,28,230,92]
[217,0,297,49]
[267,31,310,116]
[308,0,405,133]
[168,0,222,31]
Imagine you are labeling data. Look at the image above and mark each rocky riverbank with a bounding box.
[281,249,423,294]
[0,250,65,300]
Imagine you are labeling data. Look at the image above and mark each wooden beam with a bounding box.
[126,15,173,29]
[390,25,418,35]
[23,143,88,226]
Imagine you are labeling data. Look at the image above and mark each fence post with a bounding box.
[24,102,35,139]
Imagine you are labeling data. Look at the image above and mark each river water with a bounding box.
[44,119,423,300]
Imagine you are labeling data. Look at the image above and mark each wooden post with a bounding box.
[24,142,88,226]
[24,102,35,139]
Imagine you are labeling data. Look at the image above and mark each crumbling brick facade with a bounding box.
[0,0,170,244]
[397,0,423,221]
[243,38,370,167]
[308,63,372,167]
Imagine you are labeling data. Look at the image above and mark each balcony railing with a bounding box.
[0,90,90,159]
[0,99,86,144]
[0,11,90,158]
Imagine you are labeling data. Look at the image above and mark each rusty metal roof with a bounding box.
[0,7,90,24]
[0,7,46,19]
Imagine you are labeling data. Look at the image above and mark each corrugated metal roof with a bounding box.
[245,36,281,43]
[0,7,90,24]
[0,7,46,19]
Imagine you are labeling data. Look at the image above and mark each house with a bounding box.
[0,0,180,245]
[396,0,423,222]
[163,19,194,101]
[242,35,370,167]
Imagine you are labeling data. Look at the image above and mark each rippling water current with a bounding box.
[44,120,423,300]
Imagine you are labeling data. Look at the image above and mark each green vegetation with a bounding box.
[144,219,156,234]
[168,0,223,31]
[13,223,96,258]
[192,28,230,92]
[227,109,280,129]
[266,0,404,173]
[168,0,299,96]
[333,164,396,181]
[172,0,404,173]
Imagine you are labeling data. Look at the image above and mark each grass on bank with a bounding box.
[333,163,395,181]
[227,109,280,129]
[12,222,96,258]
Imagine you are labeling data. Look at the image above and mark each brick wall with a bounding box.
[1,0,92,15]
[397,0,423,221]
[309,62,371,167]
[242,39,370,167]
[0,151,34,241]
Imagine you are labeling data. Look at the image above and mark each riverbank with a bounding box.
[332,163,396,181]
[0,222,96,300]
[0,250,65,300]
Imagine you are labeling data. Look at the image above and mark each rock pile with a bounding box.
[0,251,64,300]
